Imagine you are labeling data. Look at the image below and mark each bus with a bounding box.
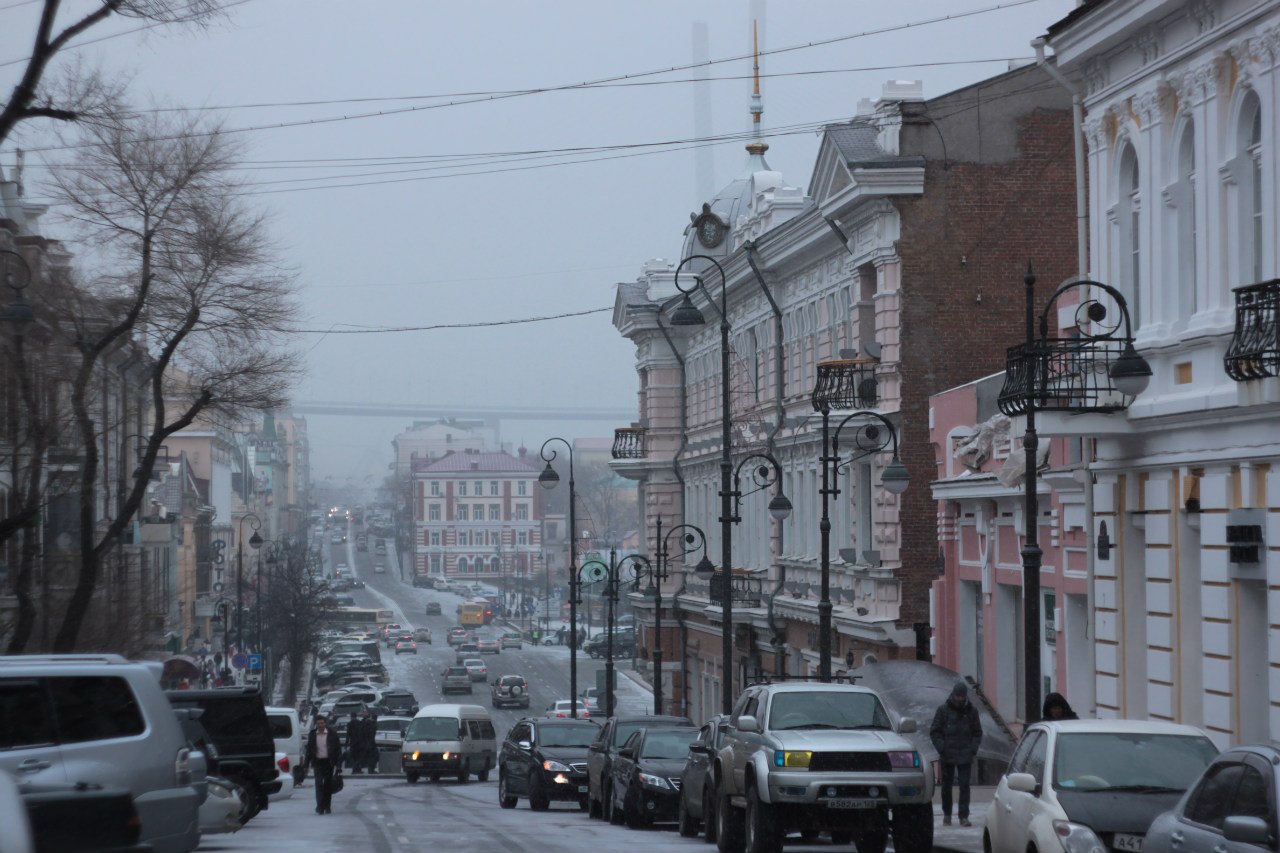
[324,607,395,631]
[457,600,493,627]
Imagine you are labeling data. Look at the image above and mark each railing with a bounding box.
[1224,279,1280,381]
[811,358,878,412]
[611,427,645,459]
[709,574,763,608]
[997,337,1134,416]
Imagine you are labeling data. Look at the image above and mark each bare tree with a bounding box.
[0,0,226,146]
[40,106,301,651]
[261,539,332,703]
[575,457,639,547]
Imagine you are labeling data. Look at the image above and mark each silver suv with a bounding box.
[711,681,933,853]
[0,654,205,853]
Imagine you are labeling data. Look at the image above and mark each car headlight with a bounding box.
[638,772,671,789]
[1053,821,1108,853]
[543,760,572,772]
[887,750,921,769]
[773,750,813,768]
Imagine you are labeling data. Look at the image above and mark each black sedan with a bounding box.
[677,714,730,840]
[609,726,699,829]
[498,718,599,811]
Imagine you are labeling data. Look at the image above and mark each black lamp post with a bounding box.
[810,363,911,682]
[671,254,792,715]
[538,437,581,717]
[997,265,1151,722]
[644,518,710,715]
[236,513,263,652]
[256,541,280,651]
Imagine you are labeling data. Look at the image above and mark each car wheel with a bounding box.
[477,765,490,783]
[604,783,622,825]
[891,804,934,853]
[405,772,419,784]
[702,785,718,844]
[830,832,853,845]
[624,787,650,829]
[578,798,589,811]
[715,789,744,853]
[744,785,782,853]
[588,788,602,819]
[853,830,888,853]
[457,766,469,783]
[529,779,550,811]
[498,773,517,809]
[678,791,700,837]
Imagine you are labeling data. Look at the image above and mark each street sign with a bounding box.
[231,653,248,670]
[247,653,263,672]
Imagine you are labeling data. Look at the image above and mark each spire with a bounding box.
[746,19,769,158]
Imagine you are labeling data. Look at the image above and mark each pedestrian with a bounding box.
[363,711,379,774]
[930,681,983,827]
[1042,692,1079,720]
[303,716,342,815]
[347,712,365,774]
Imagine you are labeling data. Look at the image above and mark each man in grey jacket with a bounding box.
[930,681,983,826]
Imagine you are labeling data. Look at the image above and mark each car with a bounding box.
[373,716,413,751]
[330,576,354,592]
[265,706,305,785]
[585,713,695,822]
[462,658,489,682]
[334,563,349,574]
[983,720,1219,853]
[476,636,501,655]
[609,726,700,828]
[16,771,154,849]
[375,690,419,717]
[580,687,602,712]
[1144,741,1279,853]
[0,655,207,853]
[268,752,294,802]
[491,675,531,710]
[584,630,635,659]
[330,534,343,544]
[545,700,591,719]
[395,640,418,655]
[676,714,730,839]
[199,774,245,834]
[425,602,443,616]
[500,633,523,650]
[166,687,283,823]
[455,642,481,663]
[446,627,470,647]
[351,578,366,589]
[498,717,600,811]
[414,627,433,644]
[374,563,386,574]
[441,667,473,695]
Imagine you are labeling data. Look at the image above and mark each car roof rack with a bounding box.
[743,674,862,685]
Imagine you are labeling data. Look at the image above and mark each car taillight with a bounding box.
[278,755,290,773]
[175,747,192,786]
[126,805,142,843]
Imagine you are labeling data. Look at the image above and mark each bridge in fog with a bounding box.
[291,400,634,422]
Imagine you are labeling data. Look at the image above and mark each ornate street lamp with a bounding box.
[644,519,710,714]
[997,265,1151,722]
[236,513,263,652]
[538,437,582,717]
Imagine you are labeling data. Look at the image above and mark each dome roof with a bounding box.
[682,144,783,262]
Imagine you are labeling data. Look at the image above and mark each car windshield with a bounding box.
[1052,733,1219,791]
[641,730,698,759]
[766,691,892,731]
[539,726,597,748]
[405,717,460,741]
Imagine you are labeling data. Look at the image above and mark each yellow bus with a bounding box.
[457,600,490,627]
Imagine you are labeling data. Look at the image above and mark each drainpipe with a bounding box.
[1032,37,1087,281]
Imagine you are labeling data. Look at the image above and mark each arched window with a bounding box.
[490,557,501,574]
[1174,121,1197,317]
[456,556,469,574]
[1117,142,1142,327]
[1244,92,1264,282]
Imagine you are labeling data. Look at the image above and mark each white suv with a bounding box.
[0,654,205,853]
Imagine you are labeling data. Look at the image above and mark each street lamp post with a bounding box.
[236,513,263,652]
[810,363,912,681]
[997,265,1151,722]
[642,519,710,715]
[256,541,280,652]
[671,255,792,715]
[538,437,581,717]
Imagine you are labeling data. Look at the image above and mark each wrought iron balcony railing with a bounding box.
[709,574,763,608]
[997,337,1135,416]
[1224,279,1280,381]
[811,358,878,412]
[611,427,645,459]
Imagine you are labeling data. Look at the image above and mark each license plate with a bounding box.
[826,798,878,809]
[1112,834,1144,852]
[578,786,589,793]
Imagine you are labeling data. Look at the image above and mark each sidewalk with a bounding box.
[931,786,992,853]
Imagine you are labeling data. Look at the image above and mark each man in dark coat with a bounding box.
[347,712,366,773]
[930,681,983,827]
[303,716,343,815]
[363,711,379,773]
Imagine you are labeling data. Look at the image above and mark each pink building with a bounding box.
[930,372,1093,723]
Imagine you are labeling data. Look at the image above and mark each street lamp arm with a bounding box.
[831,411,899,471]
[673,254,729,323]
[661,523,708,568]
[729,453,788,519]
[1036,278,1137,342]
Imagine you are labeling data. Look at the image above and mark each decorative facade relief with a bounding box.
[1083,56,1111,96]
[1188,0,1217,37]
[1135,25,1164,67]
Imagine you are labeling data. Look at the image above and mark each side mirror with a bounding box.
[898,718,918,734]
[618,747,635,759]
[1006,772,1038,794]
[688,743,709,755]
[737,716,759,733]
[1223,816,1271,845]
[517,740,532,751]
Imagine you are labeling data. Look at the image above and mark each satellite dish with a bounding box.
[863,342,883,361]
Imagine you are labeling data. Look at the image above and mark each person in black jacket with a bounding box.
[930,681,983,827]
[1042,692,1078,720]
[304,716,343,814]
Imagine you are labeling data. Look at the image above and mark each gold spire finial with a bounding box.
[752,20,761,122]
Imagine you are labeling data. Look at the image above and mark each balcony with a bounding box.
[709,574,763,608]
[1224,279,1280,381]
[998,338,1134,416]
[611,427,645,460]
[811,358,878,412]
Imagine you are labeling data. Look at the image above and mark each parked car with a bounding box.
[375,689,419,717]
[983,720,1219,853]
[586,714,693,822]
[166,687,283,821]
[546,700,591,719]
[584,630,635,659]
[476,636,501,655]
[268,752,294,802]
[498,717,599,811]
[395,640,418,655]
[462,658,489,682]
[0,654,205,853]
[265,706,305,785]
[1144,741,1279,853]
[609,726,700,828]
[491,675,531,710]
[15,771,152,850]
[500,633,523,650]
[441,667,473,695]
[199,775,245,834]
[425,602,443,616]
[676,714,730,839]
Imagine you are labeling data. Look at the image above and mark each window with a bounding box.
[0,680,55,748]
[490,557,501,573]
[1008,731,1041,775]
[1118,141,1142,327]
[1186,763,1245,829]
[430,555,441,572]
[48,677,145,743]
[474,481,483,496]
[458,481,467,496]
[516,505,528,521]
[517,481,527,496]
[1233,764,1270,821]
[475,504,486,520]
[429,505,441,521]
[490,481,499,496]
[1024,732,1048,784]
[458,530,469,546]
[1174,121,1197,316]
[457,505,468,521]
[489,504,500,521]
[1247,93,1264,283]
[429,531,440,546]
[430,481,441,496]
[457,557,469,573]
[517,531,528,545]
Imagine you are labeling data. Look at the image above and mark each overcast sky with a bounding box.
[0,0,1075,488]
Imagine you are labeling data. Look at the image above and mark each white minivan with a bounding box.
[400,704,497,784]
[265,706,304,785]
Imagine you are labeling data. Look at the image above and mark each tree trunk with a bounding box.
[5,527,40,653]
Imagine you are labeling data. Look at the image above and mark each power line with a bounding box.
[290,306,612,335]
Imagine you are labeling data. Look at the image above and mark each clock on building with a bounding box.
[690,203,727,249]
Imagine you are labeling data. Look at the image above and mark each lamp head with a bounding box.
[768,493,793,522]
[880,457,911,495]
[538,462,560,489]
[669,293,706,327]
[1109,342,1152,397]
[2,296,33,329]
[694,555,715,580]
[249,531,263,549]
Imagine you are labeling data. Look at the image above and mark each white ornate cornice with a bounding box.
[1252,24,1280,68]
[1082,113,1109,151]
[1172,59,1217,108]
[1188,0,1217,36]
[1134,25,1163,67]
[1083,56,1110,97]
[1130,88,1162,129]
